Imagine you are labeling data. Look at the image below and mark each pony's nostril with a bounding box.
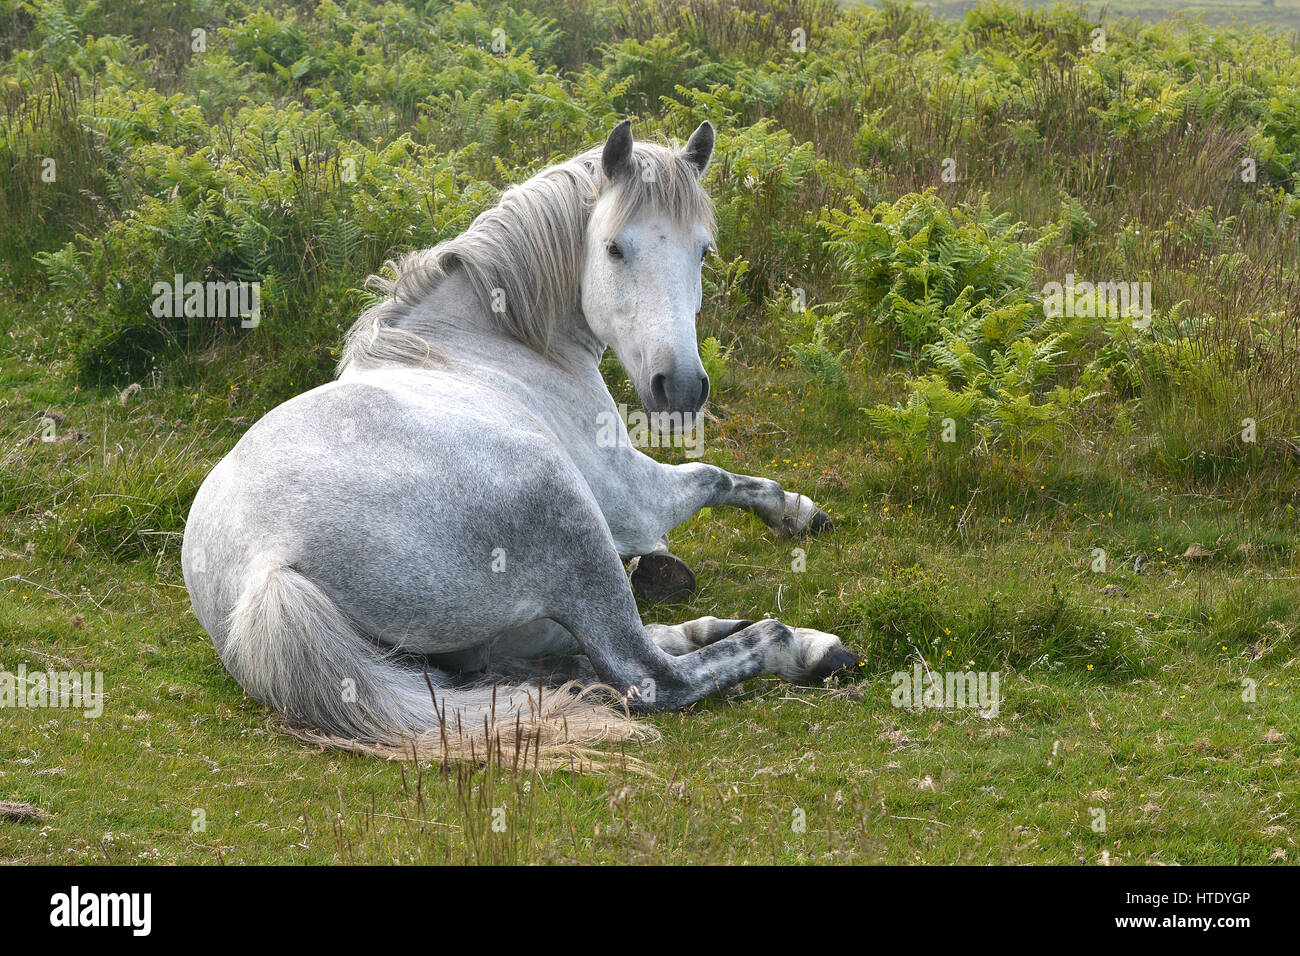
[698,374,710,409]
[650,373,669,408]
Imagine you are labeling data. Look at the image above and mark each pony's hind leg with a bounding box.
[552,541,858,709]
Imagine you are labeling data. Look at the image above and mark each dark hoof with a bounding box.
[631,551,697,603]
[778,509,834,537]
[810,646,862,683]
[808,509,834,535]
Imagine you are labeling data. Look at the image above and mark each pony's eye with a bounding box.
[606,241,624,260]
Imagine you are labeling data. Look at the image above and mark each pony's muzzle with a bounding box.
[649,368,709,415]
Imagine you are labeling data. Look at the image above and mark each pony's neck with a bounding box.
[413,264,605,369]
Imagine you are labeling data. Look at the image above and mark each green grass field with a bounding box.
[2,0,1299,864]
[3,317,1295,864]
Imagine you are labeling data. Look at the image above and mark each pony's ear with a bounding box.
[601,120,634,181]
[682,121,714,177]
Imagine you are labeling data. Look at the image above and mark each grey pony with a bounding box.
[181,121,858,757]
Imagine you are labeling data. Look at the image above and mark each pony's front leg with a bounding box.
[647,616,859,681]
[601,456,830,576]
[656,462,833,538]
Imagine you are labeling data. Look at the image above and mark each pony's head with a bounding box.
[581,121,716,418]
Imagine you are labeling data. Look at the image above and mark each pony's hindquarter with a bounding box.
[182,376,651,767]
[218,557,648,768]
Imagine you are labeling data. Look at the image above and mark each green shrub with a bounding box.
[823,189,1054,355]
[770,287,850,389]
[822,190,1111,454]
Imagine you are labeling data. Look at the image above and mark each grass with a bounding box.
[1,303,1296,864]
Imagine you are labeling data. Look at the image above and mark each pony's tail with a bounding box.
[220,561,649,770]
